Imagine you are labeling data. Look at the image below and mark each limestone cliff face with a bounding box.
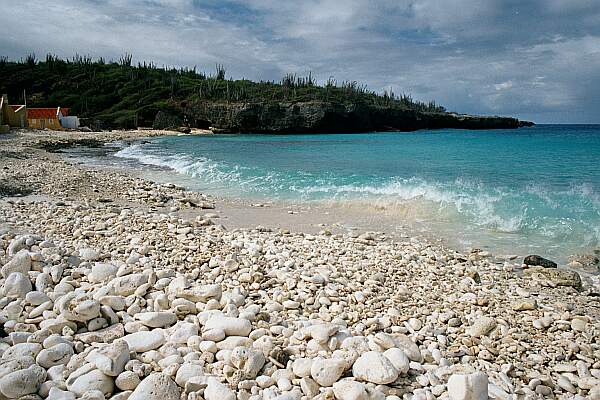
[158,101,533,133]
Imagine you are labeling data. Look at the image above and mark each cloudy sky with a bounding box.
[2,0,599,123]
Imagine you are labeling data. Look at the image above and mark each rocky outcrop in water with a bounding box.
[177,101,533,133]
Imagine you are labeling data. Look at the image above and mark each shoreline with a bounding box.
[1,129,600,399]
[67,130,599,270]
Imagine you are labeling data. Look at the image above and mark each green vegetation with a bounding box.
[0,54,446,128]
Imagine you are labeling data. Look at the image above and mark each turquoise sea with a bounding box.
[113,125,600,262]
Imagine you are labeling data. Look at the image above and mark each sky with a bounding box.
[1,0,600,123]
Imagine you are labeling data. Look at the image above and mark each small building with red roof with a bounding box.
[27,107,67,130]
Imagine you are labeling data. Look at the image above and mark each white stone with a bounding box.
[204,316,252,336]
[47,387,76,400]
[129,373,180,400]
[447,372,489,400]
[229,346,265,379]
[123,330,165,352]
[391,334,423,362]
[54,292,101,322]
[2,343,42,360]
[135,311,177,328]
[333,380,368,400]
[79,248,100,261]
[204,378,236,400]
[89,262,118,283]
[467,317,497,338]
[352,351,399,385]
[1,249,31,278]
[292,358,313,378]
[0,357,34,379]
[383,348,410,374]
[0,364,46,398]
[3,272,32,298]
[85,339,130,376]
[311,357,346,387]
[68,368,114,397]
[110,273,148,296]
[36,343,74,368]
[115,371,141,391]
[175,362,204,387]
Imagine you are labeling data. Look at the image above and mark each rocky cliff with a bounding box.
[160,101,533,133]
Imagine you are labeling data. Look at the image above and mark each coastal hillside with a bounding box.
[0,54,532,132]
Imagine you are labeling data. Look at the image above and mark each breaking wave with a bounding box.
[114,141,600,254]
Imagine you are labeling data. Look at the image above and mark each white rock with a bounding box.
[79,248,100,261]
[204,378,236,400]
[383,348,410,374]
[26,290,50,305]
[204,316,252,337]
[292,358,313,378]
[203,328,226,342]
[311,357,346,387]
[0,357,34,379]
[36,343,74,368]
[115,371,141,391]
[352,351,399,385]
[467,317,497,338]
[1,249,31,278]
[129,373,180,400]
[0,364,46,398]
[177,284,222,302]
[54,292,101,322]
[47,387,76,400]
[85,339,130,376]
[3,272,32,298]
[2,343,42,360]
[171,322,199,343]
[68,368,114,397]
[391,334,423,362]
[230,346,266,379]
[175,362,204,387]
[123,330,165,352]
[110,273,148,296]
[135,311,177,328]
[308,324,339,344]
[89,262,118,283]
[447,372,489,400]
[333,380,368,400]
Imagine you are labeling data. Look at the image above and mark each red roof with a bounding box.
[27,108,60,119]
[61,108,69,117]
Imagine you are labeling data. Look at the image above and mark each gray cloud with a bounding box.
[1,0,599,122]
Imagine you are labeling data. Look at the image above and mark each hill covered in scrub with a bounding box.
[0,54,532,132]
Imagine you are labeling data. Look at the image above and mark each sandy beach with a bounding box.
[1,129,600,400]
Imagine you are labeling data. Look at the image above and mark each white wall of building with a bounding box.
[60,116,79,129]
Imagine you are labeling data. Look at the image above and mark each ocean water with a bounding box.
[113,125,600,262]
